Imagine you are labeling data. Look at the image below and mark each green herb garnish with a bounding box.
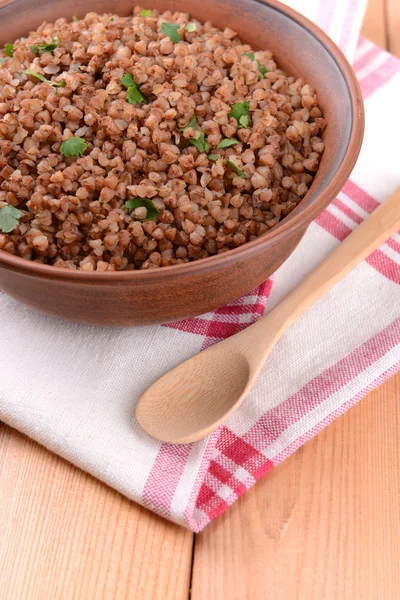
[60,137,88,158]
[109,17,115,22]
[258,61,268,76]
[0,204,23,233]
[241,53,268,77]
[23,70,65,87]
[4,44,14,58]
[226,160,247,178]
[120,73,147,104]
[208,154,218,161]
[180,115,197,131]
[140,9,152,17]
[161,22,181,43]
[30,38,59,55]
[120,73,135,87]
[189,132,209,153]
[217,138,239,149]
[125,198,159,221]
[72,16,79,22]
[127,83,147,104]
[185,22,197,32]
[228,101,250,129]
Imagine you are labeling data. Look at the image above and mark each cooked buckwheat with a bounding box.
[0,8,325,270]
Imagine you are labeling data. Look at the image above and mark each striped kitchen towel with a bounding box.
[3,0,400,531]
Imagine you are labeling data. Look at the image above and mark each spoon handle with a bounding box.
[244,186,400,353]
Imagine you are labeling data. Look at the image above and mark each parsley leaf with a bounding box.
[60,137,88,158]
[23,70,65,87]
[125,198,159,221]
[180,115,197,131]
[242,52,254,61]
[189,132,209,153]
[109,17,115,22]
[140,9,152,17]
[0,204,23,233]
[120,74,147,104]
[258,61,268,76]
[185,22,197,32]
[72,16,79,22]
[226,160,247,178]
[120,73,135,88]
[162,22,181,43]
[4,44,14,58]
[228,101,250,129]
[217,138,239,149]
[30,38,59,55]
[208,154,218,161]
[127,83,147,104]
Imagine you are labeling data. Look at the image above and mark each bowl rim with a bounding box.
[0,0,365,283]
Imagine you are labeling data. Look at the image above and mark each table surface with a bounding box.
[1,1,400,598]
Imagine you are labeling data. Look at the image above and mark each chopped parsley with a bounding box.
[72,16,79,22]
[120,73,148,104]
[185,22,197,32]
[140,9,152,17]
[23,70,65,87]
[4,44,14,58]
[30,38,59,55]
[241,53,268,78]
[60,137,88,158]
[226,160,247,178]
[189,132,209,153]
[258,61,268,76]
[217,138,239,149]
[162,22,181,43]
[125,198,159,221]
[180,115,197,131]
[109,17,115,22]
[0,204,23,233]
[120,73,135,87]
[127,83,148,104]
[208,154,218,161]
[228,101,250,129]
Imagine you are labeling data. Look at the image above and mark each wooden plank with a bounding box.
[191,374,400,600]
[386,0,400,58]
[361,0,387,47]
[192,6,400,599]
[0,425,193,600]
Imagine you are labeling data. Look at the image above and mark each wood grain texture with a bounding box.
[362,0,387,47]
[0,426,193,600]
[386,0,400,57]
[192,375,400,600]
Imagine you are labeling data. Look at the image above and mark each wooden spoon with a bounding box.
[136,187,400,444]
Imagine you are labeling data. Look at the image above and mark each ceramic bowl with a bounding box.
[0,0,364,326]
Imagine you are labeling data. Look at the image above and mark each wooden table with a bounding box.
[1,2,400,598]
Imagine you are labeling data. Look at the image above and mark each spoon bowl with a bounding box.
[136,347,252,444]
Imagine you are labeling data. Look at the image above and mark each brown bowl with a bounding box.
[0,0,364,326]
